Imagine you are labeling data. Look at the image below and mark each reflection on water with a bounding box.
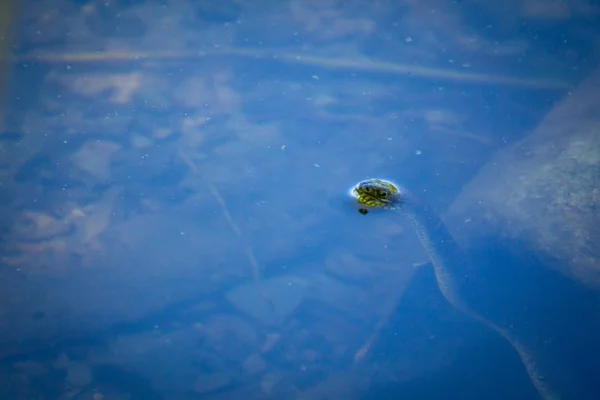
[1,0,599,399]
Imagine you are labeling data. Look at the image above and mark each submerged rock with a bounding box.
[449,67,600,290]
[225,276,308,325]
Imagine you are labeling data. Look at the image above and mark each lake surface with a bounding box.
[1,1,599,399]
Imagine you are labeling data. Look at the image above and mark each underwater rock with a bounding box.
[65,362,93,388]
[242,353,267,374]
[71,140,121,182]
[225,276,308,325]
[448,67,600,290]
[192,373,233,395]
[12,211,71,241]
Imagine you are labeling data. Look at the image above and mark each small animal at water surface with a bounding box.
[349,177,595,400]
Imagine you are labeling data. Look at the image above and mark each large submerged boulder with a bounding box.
[448,67,600,290]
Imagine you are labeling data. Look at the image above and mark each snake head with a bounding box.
[349,178,404,213]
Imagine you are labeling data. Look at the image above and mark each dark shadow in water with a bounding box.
[363,235,600,400]
[464,235,600,400]
[363,262,541,400]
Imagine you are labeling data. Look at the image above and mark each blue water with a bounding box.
[1,1,599,399]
